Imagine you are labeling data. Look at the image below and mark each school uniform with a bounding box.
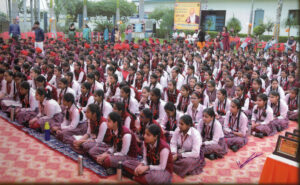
[236,94,250,115]
[78,93,94,112]
[197,119,228,158]
[159,75,169,90]
[204,89,217,108]
[247,88,265,109]
[57,87,76,106]
[163,88,180,104]
[170,127,205,177]
[126,74,136,86]
[266,86,285,100]
[73,69,86,84]
[148,82,163,95]
[91,81,104,94]
[93,100,113,118]
[84,118,113,159]
[133,79,147,92]
[35,99,64,130]
[161,111,183,142]
[277,76,288,88]
[213,98,231,126]
[285,94,298,120]
[175,93,190,113]
[222,85,236,99]
[183,74,199,85]
[122,139,173,185]
[16,88,39,124]
[101,126,139,169]
[251,105,275,136]
[268,99,289,132]
[56,104,87,144]
[0,80,17,99]
[186,103,204,127]
[149,99,167,123]
[105,83,120,103]
[223,111,248,150]
[121,96,139,115]
[69,80,81,100]
[171,74,185,90]
[234,77,243,86]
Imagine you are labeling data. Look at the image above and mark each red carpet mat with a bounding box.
[0,117,297,183]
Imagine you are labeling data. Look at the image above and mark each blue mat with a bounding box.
[0,112,108,177]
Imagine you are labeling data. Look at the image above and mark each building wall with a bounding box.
[141,0,299,37]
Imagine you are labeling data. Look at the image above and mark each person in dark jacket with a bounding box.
[9,18,20,41]
[32,21,45,53]
[197,27,206,49]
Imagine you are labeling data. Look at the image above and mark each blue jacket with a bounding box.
[34,28,45,42]
[9,24,20,36]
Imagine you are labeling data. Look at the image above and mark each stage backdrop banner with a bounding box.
[174,2,201,30]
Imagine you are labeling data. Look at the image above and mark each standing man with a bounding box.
[197,27,206,49]
[32,21,45,53]
[9,18,20,41]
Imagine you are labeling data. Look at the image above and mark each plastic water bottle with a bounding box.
[78,155,83,176]
[44,122,50,141]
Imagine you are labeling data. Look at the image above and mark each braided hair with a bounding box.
[230,99,242,131]
[94,89,105,117]
[87,104,101,136]
[202,108,215,140]
[254,94,268,118]
[108,111,123,152]
[269,91,281,117]
[145,124,161,165]
[63,93,83,121]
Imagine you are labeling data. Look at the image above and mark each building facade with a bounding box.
[133,0,299,37]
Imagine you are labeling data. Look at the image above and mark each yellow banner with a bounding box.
[174,2,201,30]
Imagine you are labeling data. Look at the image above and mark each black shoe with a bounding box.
[231,145,239,152]
[106,168,116,175]
[255,132,264,138]
[205,153,216,160]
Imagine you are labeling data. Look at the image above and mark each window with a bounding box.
[253,9,264,28]
[200,10,226,32]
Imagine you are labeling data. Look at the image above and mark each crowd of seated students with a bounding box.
[0,33,299,184]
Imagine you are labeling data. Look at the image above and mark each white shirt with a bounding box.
[121,96,139,115]
[0,80,16,98]
[37,99,62,119]
[170,127,202,158]
[86,119,108,143]
[94,100,113,118]
[197,119,224,145]
[186,103,204,126]
[20,88,38,112]
[268,99,288,119]
[142,140,169,171]
[61,104,86,130]
[251,105,274,125]
[108,130,132,156]
[161,111,183,136]
[223,111,248,137]
[266,86,285,100]
[213,98,231,117]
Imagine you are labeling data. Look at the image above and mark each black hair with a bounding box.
[270,91,281,117]
[151,88,161,100]
[254,93,268,117]
[145,124,161,164]
[36,87,52,100]
[87,104,102,135]
[202,108,215,140]
[35,75,46,83]
[108,111,123,151]
[180,114,193,126]
[63,93,83,121]
[114,101,125,113]
[66,72,74,82]
[230,99,242,131]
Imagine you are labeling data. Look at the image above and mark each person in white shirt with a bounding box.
[251,94,274,138]
[74,104,112,159]
[214,89,231,126]
[223,99,248,152]
[120,86,139,116]
[265,79,285,100]
[52,93,87,144]
[0,70,17,100]
[78,82,94,112]
[28,87,63,131]
[268,91,289,132]
[171,67,184,90]
[87,73,103,94]
[147,74,163,94]
[15,81,39,124]
[149,88,166,123]
[161,102,183,142]
[57,78,76,107]
[170,114,205,178]
[95,112,139,170]
[285,87,298,121]
[197,108,228,160]
[93,89,112,118]
[187,91,204,127]
[122,124,173,184]
[65,72,81,100]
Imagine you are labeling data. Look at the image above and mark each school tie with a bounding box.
[205,125,210,139]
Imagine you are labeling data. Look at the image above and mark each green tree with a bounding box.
[226,17,241,35]
[205,18,213,31]
[253,24,265,37]
[149,8,174,38]
[263,19,274,35]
